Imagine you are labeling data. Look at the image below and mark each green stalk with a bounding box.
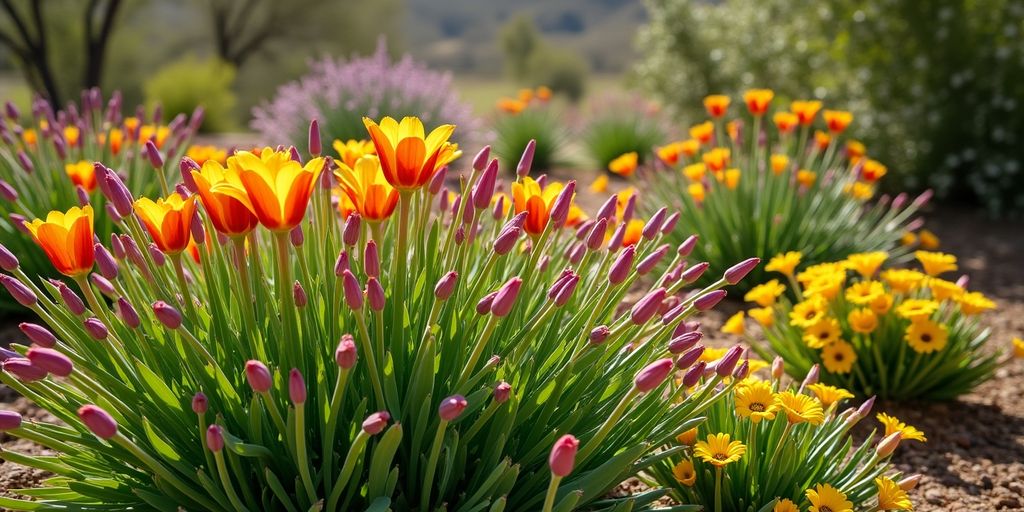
[322,368,350,491]
[293,402,318,503]
[354,313,387,409]
[326,431,369,511]
[575,388,638,464]
[114,434,222,511]
[455,315,498,390]
[420,419,449,511]
[714,467,723,512]
[542,475,562,512]
[392,190,413,338]
[170,253,201,325]
[274,231,298,367]
[214,449,249,512]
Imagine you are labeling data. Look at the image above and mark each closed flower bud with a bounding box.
[148,244,166,267]
[516,139,536,178]
[16,151,33,173]
[78,404,117,439]
[57,281,86,315]
[876,431,902,457]
[802,364,820,388]
[89,274,115,298]
[83,317,108,340]
[661,212,680,235]
[621,194,637,223]
[590,325,610,344]
[493,226,520,255]
[292,281,307,308]
[336,335,357,369]
[152,301,182,329]
[476,291,497,315]
[0,244,18,271]
[956,274,970,288]
[1,274,36,306]
[114,298,140,328]
[364,240,380,278]
[548,434,579,477]
[104,175,134,217]
[206,424,224,452]
[595,195,618,222]
[680,262,709,283]
[637,244,670,275]
[245,360,273,393]
[634,358,674,392]
[289,368,306,404]
[492,194,506,220]
[192,392,208,414]
[308,119,321,156]
[693,289,726,311]
[682,361,706,387]
[913,189,933,207]
[608,245,636,285]
[334,251,350,276]
[366,277,385,311]
[713,346,744,377]
[898,474,922,491]
[490,277,522,317]
[586,218,607,251]
[19,323,57,348]
[179,157,200,192]
[9,213,29,235]
[548,181,576,228]
[642,208,667,240]
[553,274,579,307]
[438,394,468,421]
[94,244,118,279]
[608,223,627,251]
[473,145,491,171]
[771,356,784,380]
[733,359,750,380]
[494,381,512,403]
[342,270,363,310]
[668,332,702,354]
[631,288,667,325]
[144,140,163,168]
[0,180,17,203]
[343,213,361,246]
[677,235,699,257]
[288,226,304,247]
[472,159,499,209]
[724,257,760,285]
[855,395,876,420]
[3,358,47,381]
[0,410,22,430]
[434,271,459,300]
[26,347,73,377]
[676,345,705,369]
[428,166,447,195]
[362,411,390,435]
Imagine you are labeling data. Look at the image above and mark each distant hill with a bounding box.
[401,0,646,74]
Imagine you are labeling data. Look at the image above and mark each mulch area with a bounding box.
[1,187,1022,509]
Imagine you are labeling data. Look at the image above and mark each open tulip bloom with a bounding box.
[639,91,930,294]
[0,116,759,511]
[649,364,920,512]
[0,89,203,312]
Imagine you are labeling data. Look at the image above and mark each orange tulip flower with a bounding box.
[621,219,644,246]
[703,95,730,118]
[702,148,731,172]
[123,117,141,140]
[21,128,37,148]
[139,124,170,149]
[656,142,684,166]
[511,177,574,236]
[680,139,700,157]
[363,116,459,190]
[823,110,853,133]
[770,154,789,175]
[191,161,259,237]
[743,89,774,116]
[226,148,326,232]
[609,152,639,177]
[134,193,198,254]
[689,122,714,145]
[23,206,95,277]
[773,112,798,135]
[65,161,97,192]
[797,170,817,188]
[107,128,124,155]
[63,126,81,147]
[861,159,888,182]
[535,86,553,102]
[333,139,376,170]
[334,155,399,222]
[814,130,831,151]
[497,98,527,114]
[517,88,535,103]
[791,101,823,125]
[186,145,228,166]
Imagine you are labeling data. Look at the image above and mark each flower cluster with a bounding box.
[639,91,929,293]
[496,86,553,114]
[734,250,1005,400]
[0,89,201,311]
[0,114,757,510]
[650,364,920,511]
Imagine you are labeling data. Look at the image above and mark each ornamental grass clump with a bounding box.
[733,250,1004,400]
[649,363,921,512]
[0,89,201,312]
[0,115,756,511]
[639,91,929,293]
[492,94,568,175]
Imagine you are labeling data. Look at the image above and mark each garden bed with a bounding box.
[2,207,1022,509]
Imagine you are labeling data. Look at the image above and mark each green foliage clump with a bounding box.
[636,0,1024,216]
[493,107,568,174]
[582,99,666,171]
[144,56,237,133]
[498,14,590,102]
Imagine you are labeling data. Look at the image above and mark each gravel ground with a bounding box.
[1,189,1021,509]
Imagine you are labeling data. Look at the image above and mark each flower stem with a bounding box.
[420,419,449,511]
[714,467,723,512]
[542,475,563,512]
[322,368,350,491]
[293,402,317,504]
[575,388,638,464]
[214,449,249,512]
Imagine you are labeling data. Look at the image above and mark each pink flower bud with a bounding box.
[676,345,705,369]
[343,213,361,246]
[26,347,73,377]
[548,181,576,228]
[9,213,30,235]
[492,194,506,220]
[634,358,674,392]
[621,194,637,223]
[289,368,306,404]
[661,212,680,235]
[0,244,18,272]
[631,288,667,325]
[956,274,970,288]
[0,410,22,430]
[771,356,784,380]
[366,277,385,311]
[103,175,133,217]
[342,270,363,310]
[586,218,608,251]
[899,474,922,491]
[57,281,86,315]
[364,240,380,278]
[493,225,520,255]
[891,193,908,210]
[428,166,447,195]
[913,189,933,208]
[642,208,667,240]
[608,245,636,285]
[336,335,357,369]
[434,271,459,300]
[206,424,224,452]
[802,364,820,387]
[147,244,166,266]
[680,262,709,283]
[714,346,744,377]
[490,277,522,317]
[308,119,321,156]
[289,226,304,248]
[362,411,390,435]
[494,381,512,403]
[516,139,536,178]
[94,244,118,280]
[455,225,466,245]
[693,289,726,311]
[245,360,273,393]
[192,392,208,414]
[905,217,924,232]
[668,332,702,354]
[608,223,627,250]
[334,251,350,276]
[144,140,163,169]
[473,145,492,171]
[548,434,579,477]
[724,257,760,284]
[589,325,610,344]
[438,394,468,421]
[876,431,902,457]
[19,323,57,348]
[733,359,750,380]
[78,405,117,439]
[855,396,876,420]
[637,244,670,275]
[179,157,200,192]
[1,274,36,307]
[114,298,140,328]
[293,281,307,308]
[3,358,46,381]
[677,235,699,257]
[595,195,618,222]
[0,180,17,203]
[83,317,108,340]
[472,159,499,209]
[89,274,115,298]
[16,151,33,173]
[152,301,182,329]
[682,361,706,387]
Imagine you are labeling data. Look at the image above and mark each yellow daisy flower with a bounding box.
[589,174,608,193]
[848,308,878,334]
[845,280,885,305]
[869,293,894,315]
[877,413,927,442]
[822,340,857,374]
[1014,337,1024,359]
[957,291,996,315]
[766,251,802,277]
[775,390,824,425]
[875,476,913,510]
[803,317,842,349]
[904,319,948,354]
[672,459,697,486]
[918,229,940,250]
[806,483,853,512]
[694,433,746,467]
[735,380,779,423]
[915,251,957,277]
[895,299,939,320]
[676,427,699,445]
[773,499,799,512]
[927,277,964,301]
[744,279,786,307]
[699,346,729,363]
[748,306,776,328]
[790,295,829,328]
[683,162,706,181]
[881,269,926,294]
[845,251,888,278]
[722,311,746,335]
[807,383,854,409]
[805,273,845,300]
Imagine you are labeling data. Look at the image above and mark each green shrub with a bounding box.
[144,55,237,133]
[582,103,666,171]
[493,107,568,174]
[525,48,589,103]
